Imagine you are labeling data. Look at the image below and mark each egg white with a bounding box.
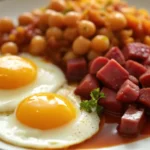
[0,86,100,149]
[0,53,66,112]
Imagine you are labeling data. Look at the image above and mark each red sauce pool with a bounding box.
[70,113,150,149]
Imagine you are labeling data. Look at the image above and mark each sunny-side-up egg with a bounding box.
[0,86,100,149]
[0,53,66,112]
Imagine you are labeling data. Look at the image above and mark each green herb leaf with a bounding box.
[90,88,100,101]
[80,88,105,115]
[96,105,104,115]
[100,92,105,98]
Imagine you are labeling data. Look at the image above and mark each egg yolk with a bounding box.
[16,93,76,130]
[0,55,37,89]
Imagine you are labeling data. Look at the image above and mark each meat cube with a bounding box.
[138,88,150,108]
[105,47,125,65]
[97,59,129,90]
[119,105,145,135]
[140,70,150,87]
[129,75,139,85]
[116,80,139,103]
[89,57,109,74]
[66,58,87,81]
[122,42,150,61]
[125,60,147,79]
[75,74,99,99]
[99,87,123,113]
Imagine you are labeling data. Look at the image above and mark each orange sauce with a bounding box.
[71,113,150,149]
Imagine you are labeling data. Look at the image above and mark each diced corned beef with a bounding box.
[119,105,145,135]
[105,47,125,65]
[74,74,99,99]
[66,58,87,81]
[122,42,150,61]
[116,80,139,103]
[129,75,139,85]
[89,57,109,74]
[125,60,147,79]
[138,88,150,108]
[97,59,129,90]
[140,70,150,87]
[99,87,123,113]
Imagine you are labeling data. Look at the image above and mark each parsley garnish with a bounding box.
[80,88,105,115]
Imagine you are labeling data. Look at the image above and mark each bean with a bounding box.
[0,17,14,33]
[48,11,64,27]
[39,10,55,26]
[46,27,63,40]
[91,35,110,53]
[48,0,66,12]
[1,42,18,54]
[63,28,78,41]
[32,9,43,17]
[144,36,150,46]
[64,11,81,27]
[18,12,34,26]
[106,12,127,31]
[73,36,91,55]
[78,20,96,38]
[63,51,77,62]
[29,36,47,55]
[98,28,114,39]
[87,50,99,61]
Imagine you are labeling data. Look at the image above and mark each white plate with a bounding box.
[0,0,149,150]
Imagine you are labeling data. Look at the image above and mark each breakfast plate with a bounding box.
[0,0,150,150]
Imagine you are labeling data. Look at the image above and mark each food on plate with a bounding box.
[119,105,145,135]
[0,86,100,149]
[75,44,150,137]
[0,0,150,149]
[0,53,66,112]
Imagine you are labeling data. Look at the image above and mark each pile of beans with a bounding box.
[1,0,150,65]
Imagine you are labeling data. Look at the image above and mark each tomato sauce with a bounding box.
[71,113,150,149]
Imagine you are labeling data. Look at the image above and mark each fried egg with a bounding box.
[0,86,100,149]
[0,53,66,112]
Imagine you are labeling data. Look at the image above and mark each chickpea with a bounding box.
[29,36,47,55]
[39,10,55,26]
[0,17,14,33]
[63,51,77,62]
[63,28,78,41]
[123,37,134,45]
[144,36,150,46]
[48,11,64,27]
[106,12,127,31]
[119,29,133,38]
[48,0,66,12]
[91,35,110,53]
[18,12,34,26]
[98,28,113,39]
[64,11,81,27]
[1,42,18,54]
[46,27,63,40]
[32,9,43,17]
[73,36,91,55]
[87,50,99,61]
[78,20,96,38]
